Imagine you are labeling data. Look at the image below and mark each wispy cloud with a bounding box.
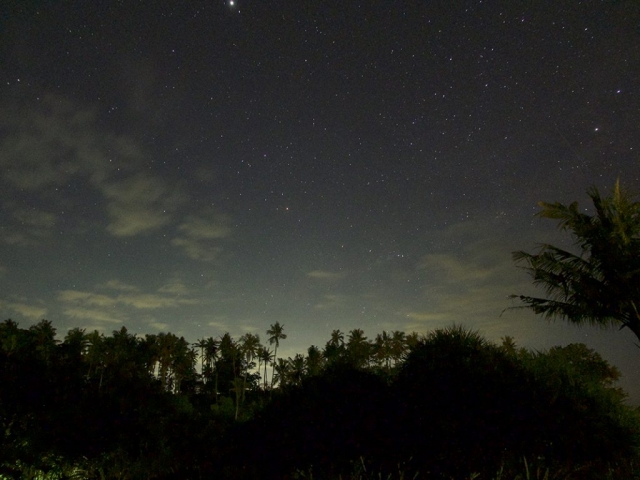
[417,254,496,283]
[171,209,232,262]
[0,205,57,246]
[99,280,140,292]
[59,290,116,308]
[208,320,230,331]
[0,95,141,191]
[59,287,200,311]
[314,293,348,309]
[3,302,48,321]
[307,270,346,280]
[100,173,184,237]
[399,220,532,337]
[12,208,57,228]
[63,307,124,324]
[148,321,170,331]
[157,280,191,295]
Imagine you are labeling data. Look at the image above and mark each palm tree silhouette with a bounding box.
[346,329,371,368]
[512,182,640,342]
[323,329,345,365]
[267,322,287,390]
[257,345,273,389]
[239,333,260,402]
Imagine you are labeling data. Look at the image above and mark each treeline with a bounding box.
[1,320,639,479]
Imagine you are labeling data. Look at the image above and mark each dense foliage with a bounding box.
[1,320,639,479]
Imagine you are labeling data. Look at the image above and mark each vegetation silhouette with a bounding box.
[1,319,639,479]
[512,181,640,342]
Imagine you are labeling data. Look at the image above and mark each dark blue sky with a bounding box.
[1,1,639,400]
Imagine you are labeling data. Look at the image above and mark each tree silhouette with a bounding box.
[258,345,273,389]
[373,331,392,372]
[512,182,640,342]
[267,322,286,390]
[288,354,306,386]
[195,338,207,379]
[239,333,260,402]
[390,330,408,366]
[305,345,324,377]
[323,329,345,365]
[346,329,371,369]
[203,337,220,399]
[273,357,291,389]
[28,319,58,365]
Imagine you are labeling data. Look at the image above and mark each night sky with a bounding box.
[1,1,639,400]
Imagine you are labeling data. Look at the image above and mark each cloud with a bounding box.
[63,307,123,324]
[148,321,170,331]
[177,213,232,239]
[405,312,449,322]
[1,232,37,247]
[314,294,348,309]
[171,237,223,262]
[59,290,116,308]
[0,95,190,240]
[307,270,346,280]
[118,293,198,309]
[157,280,191,295]
[0,205,57,246]
[4,302,47,320]
[400,220,534,337]
[100,280,140,292]
[100,174,183,237]
[417,252,501,285]
[171,209,232,261]
[0,94,141,191]
[59,288,200,310]
[208,321,230,331]
[12,208,57,228]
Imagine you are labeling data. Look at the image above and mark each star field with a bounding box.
[1,1,639,400]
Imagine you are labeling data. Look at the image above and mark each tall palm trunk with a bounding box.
[270,344,278,391]
[263,359,268,389]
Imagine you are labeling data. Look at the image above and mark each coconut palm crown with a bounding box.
[512,181,640,342]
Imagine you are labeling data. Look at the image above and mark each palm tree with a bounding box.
[239,333,260,401]
[257,345,273,389]
[0,319,22,356]
[346,328,371,368]
[267,322,287,389]
[390,330,408,366]
[288,354,306,386]
[329,329,344,347]
[61,327,87,358]
[156,332,176,391]
[85,330,106,389]
[171,336,196,393]
[204,337,220,378]
[323,329,345,365]
[218,333,241,397]
[405,331,421,350]
[273,357,291,389]
[511,182,640,342]
[141,333,160,376]
[28,319,58,365]
[195,338,207,378]
[373,331,393,371]
[305,345,324,377]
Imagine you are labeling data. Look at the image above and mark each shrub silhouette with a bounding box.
[227,364,394,479]
[394,326,640,478]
